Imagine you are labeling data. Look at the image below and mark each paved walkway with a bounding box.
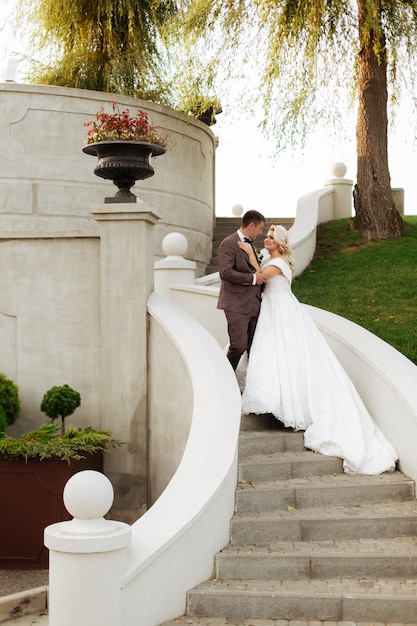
[5,616,417,626]
[3,598,417,626]
[1,613,48,625]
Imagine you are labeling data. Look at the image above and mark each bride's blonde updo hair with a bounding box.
[270,224,295,274]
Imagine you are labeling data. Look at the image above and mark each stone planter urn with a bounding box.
[83,140,165,203]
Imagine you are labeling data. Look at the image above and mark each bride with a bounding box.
[238,224,398,475]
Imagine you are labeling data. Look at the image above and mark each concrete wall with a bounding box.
[0,202,161,516]
[0,83,216,514]
[147,316,193,504]
[0,233,101,435]
[0,83,216,275]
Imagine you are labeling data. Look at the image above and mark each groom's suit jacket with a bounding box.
[217,231,262,315]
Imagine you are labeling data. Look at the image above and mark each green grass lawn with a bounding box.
[292,216,417,365]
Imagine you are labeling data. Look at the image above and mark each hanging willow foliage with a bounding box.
[18,0,177,103]
[167,0,417,238]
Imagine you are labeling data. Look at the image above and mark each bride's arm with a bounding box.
[238,242,281,281]
[261,265,281,280]
[238,241,261,270]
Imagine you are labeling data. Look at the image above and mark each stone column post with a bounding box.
[324,162,354,219]
[91,202,160,518]
[45,470,131,626]
[154,233,196,298]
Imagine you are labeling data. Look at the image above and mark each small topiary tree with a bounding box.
[40,384,81,435]
[0,373,21,434]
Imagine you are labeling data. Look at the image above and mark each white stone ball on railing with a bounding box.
[231,204,244,216]
[63,470,114,520]
[162,232,188,258]
[330,162,347,178]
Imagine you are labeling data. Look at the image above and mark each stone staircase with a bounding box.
[161,413,417,625]
[206,216,295,274]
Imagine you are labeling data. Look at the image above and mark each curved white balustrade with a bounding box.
[119,293,242,625]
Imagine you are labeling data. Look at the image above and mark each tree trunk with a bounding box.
[351,0,408,239]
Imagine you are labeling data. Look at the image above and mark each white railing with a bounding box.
[120,294,241,625]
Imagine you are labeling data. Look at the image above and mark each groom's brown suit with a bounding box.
[217,231,262,370]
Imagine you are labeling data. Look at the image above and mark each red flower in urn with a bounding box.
[83,100,169,203]
[84,100,169,147]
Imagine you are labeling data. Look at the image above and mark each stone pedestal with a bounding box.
[324,162,353,219]
[45,471,131,626]
[91,202,160,513]
[154,232,196,297]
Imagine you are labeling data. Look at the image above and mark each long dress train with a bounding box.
[240,258,398,475]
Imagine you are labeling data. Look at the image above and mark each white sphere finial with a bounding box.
[162,232,188,257]
[231,204,244,217]
[64,470,114,520]
[330,162,347,178]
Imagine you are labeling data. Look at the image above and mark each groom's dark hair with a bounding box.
[241,210,265,227]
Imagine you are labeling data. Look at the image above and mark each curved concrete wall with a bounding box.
[289,187,334,276]
[0,84,216,275]
[121,292,241,625]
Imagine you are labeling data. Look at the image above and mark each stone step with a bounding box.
[162,425,417,625]
[238,450,344,482]
[231,500,417,544]
[240,413,287,431]
[238,431,305,457]
[215,537,417,580]
[235,471,415,513]
[186,577,417,623]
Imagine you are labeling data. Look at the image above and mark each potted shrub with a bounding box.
[180,94,222,126]
[40,383,81,434]
[82,100,170,203]
[0,372,21,434]
[0,383,122,569]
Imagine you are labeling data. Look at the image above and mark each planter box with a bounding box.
[0,454,103,569]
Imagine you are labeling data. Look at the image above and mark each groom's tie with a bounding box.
[243,237,256,256]
[243,237,258,271]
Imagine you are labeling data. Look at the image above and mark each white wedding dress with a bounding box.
[240,258,398,475]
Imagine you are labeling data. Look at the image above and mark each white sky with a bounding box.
[1,1,415,219]
[213,96,417,218]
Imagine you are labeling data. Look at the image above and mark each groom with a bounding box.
[217,209,266,370]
